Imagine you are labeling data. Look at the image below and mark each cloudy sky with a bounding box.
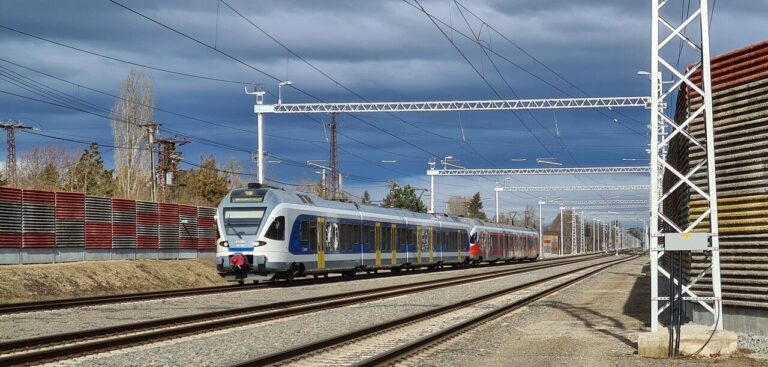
[0,0,765,223]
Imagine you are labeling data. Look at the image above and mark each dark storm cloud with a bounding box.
[0,0,765,216]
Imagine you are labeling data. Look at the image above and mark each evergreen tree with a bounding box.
[38,163,61,191]
[66,143,114,196]
[361,190,371,205]
[467,192,488,220]
[382,183,427,213]
[176,156,230,207]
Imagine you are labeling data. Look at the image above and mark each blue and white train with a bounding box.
[215,184,539,283]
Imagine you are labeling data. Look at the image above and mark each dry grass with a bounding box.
[0,259,227,304]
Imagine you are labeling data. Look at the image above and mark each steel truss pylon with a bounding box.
[650,0,722,332]
[494,184,650,192]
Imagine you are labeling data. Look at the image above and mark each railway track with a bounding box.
[232,255,639,367]
[0,254,591,315]
[0,254,607,366]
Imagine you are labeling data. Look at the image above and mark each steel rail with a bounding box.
[230,254,639,367]
[0,254,571,315]
[354,255,639,367]
[0,283,265,315]
[0,254,604,366]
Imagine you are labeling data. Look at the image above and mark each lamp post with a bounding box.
[278,81,292,105]
[559,206,565,256]
[245,85,266,184]
[538,200,544,259]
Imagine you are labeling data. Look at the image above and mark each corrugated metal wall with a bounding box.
[0,187,218,264]
[667,40,768,310]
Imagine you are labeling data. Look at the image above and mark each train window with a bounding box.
[308,222,318,251]
[300,221,309,243]
[367,225,375,246]
[342,223,352,251]
[264,216,285,241]
[382,225,391,251]
[440,230,446,246]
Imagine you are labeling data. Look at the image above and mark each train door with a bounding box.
[374,222,382,267]
[390,223,398,265]
[457,229,463,262]
[316,217,326,269]
[428,227,434,263]
[511,233,517,259]
[416,226,423,264]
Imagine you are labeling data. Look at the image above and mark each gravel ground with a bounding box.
[400,257,768,367]
[45,256,623,366]
[0,255,595,341]
[288,268,596,367]
[740,335,768,361]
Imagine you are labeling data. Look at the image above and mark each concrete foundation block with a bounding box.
[638,325,738,358]
[54,248,85,263]
[0,248,21,264]
[178,249,197,259]
[197,250,215,259]
[21,248,55,264]
[111,248,137,260]
[85,249,113,261]
[158,249,179,260]
[135,249,160,260]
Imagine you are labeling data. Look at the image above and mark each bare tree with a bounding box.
[523,204,536,228]
[15,146,78,191]
[111,69,154,200]
[222,157,245,190]
[446,195,469,217]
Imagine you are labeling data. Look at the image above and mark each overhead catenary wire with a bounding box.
[402,0,647,137]
[452,0,645,127]
[411,0,564,162]
[0,21,437,164]
[109,0,440,158]
[0,24,249,85]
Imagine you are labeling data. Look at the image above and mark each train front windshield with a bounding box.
[224,208,266,237]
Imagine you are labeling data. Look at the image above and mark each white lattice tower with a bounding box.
[650,0,723,331]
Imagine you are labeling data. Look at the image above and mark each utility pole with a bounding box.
[139,123,159,202]
[559,206,564,256]
[156,136,188,199]
[1,120,33,184]
[328,113,339,199]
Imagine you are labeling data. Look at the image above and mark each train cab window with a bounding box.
[265,216,285,240]
[470,233,477,244]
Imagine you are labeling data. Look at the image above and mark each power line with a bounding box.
[0,24,249,85]
[411,0,559,161]
[111,1,441,158]
[403,0,647,135]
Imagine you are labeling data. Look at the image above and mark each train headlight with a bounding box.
[219,240,229,247]
[254,240,267,247]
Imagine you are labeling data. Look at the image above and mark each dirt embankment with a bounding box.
[0,259,227,304]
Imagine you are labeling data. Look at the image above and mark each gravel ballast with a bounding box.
[0,255,598,341]
[399,257,768,367]
[47,256,623,366]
